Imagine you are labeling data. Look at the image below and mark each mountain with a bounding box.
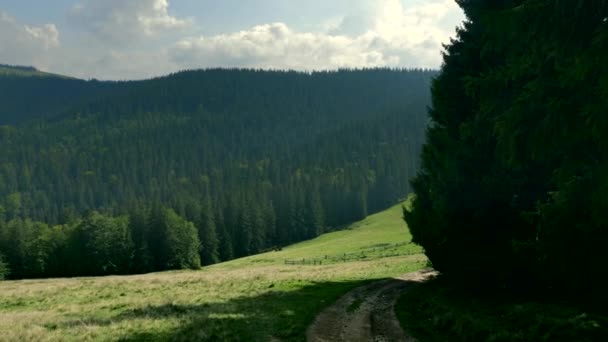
[0,64,126,125]
[0,67,434,277]
[0,64,68,78]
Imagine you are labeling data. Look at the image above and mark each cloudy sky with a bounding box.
[0,0,465,80]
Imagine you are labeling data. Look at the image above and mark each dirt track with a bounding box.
[306,270,436,342]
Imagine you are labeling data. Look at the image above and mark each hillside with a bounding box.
[222,203,422,268]
[0,203,426,341]
[0,65,68,78]
[0,65,121,125]
[0,68,433,279]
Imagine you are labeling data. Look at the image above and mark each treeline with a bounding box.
[0,68,432,279]
[0,206,199,278]
[406,0,607,295]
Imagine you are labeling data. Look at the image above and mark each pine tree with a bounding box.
[197,197,219,265]
[263,202,277,247]
[249,203,265,254]
[307,188,325,238]
[407,0,608,292]
[217,222,234,262]
[0,253,9,280]
[147,204,169,271]
[128,204,154,273]
[236,203,252,257]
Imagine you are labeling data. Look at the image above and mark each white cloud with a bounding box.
[48,48,177,81]
[0,11,59,66]
[170,0,462,71]
[172,23,399,70]
[68,0,191,44]
[0,0,464,79]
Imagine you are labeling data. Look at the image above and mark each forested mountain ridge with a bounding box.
[0,64,125,125]
[0,68,434,279]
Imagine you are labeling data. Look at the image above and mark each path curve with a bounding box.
[306,269,436,342]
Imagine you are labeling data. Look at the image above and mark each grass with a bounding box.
[221,203,420,269]
[0,203,425,341]
[346,297,365,314]
[395,277,608,342]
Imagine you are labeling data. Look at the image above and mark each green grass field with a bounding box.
[219,203,421,268]
[0,203,425,341]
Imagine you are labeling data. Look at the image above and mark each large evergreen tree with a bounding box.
[197,196,220,265]
[406,0,608,293]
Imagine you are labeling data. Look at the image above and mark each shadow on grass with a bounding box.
[395,277,608,342]
[57,279,375,342]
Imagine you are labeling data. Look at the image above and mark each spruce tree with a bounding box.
[407,0,608,292]
[198,197,219,265]
[0,253,9,280]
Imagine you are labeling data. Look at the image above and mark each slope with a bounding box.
[0,64,70,78]
[0,203,426,341]
[0,65,121,125]
[221,203,422,268]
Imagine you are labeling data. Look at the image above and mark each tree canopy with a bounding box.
[406,0,608,294]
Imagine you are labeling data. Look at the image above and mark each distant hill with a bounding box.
[0,64,70,78]
[0,65,126,125]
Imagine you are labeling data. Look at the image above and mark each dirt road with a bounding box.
[306,270,436,342]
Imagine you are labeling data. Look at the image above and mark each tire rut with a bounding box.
[306,270,436,342]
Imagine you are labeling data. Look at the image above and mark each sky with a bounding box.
[0,0,465,80]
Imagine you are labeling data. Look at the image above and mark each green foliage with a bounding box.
[75,212,134,275]
[0,218,53,278]
[197,197,220,265]
[0,253,9,280]
[128,204,155,273]
[0,206,201,278]
[396,278,608,342]
[406,0,608,292]
[163,209,201,270]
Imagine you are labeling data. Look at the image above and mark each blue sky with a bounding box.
[0,0,465,80]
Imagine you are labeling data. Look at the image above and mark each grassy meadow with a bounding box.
[220,203,422,268]
[0,203,426,341]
